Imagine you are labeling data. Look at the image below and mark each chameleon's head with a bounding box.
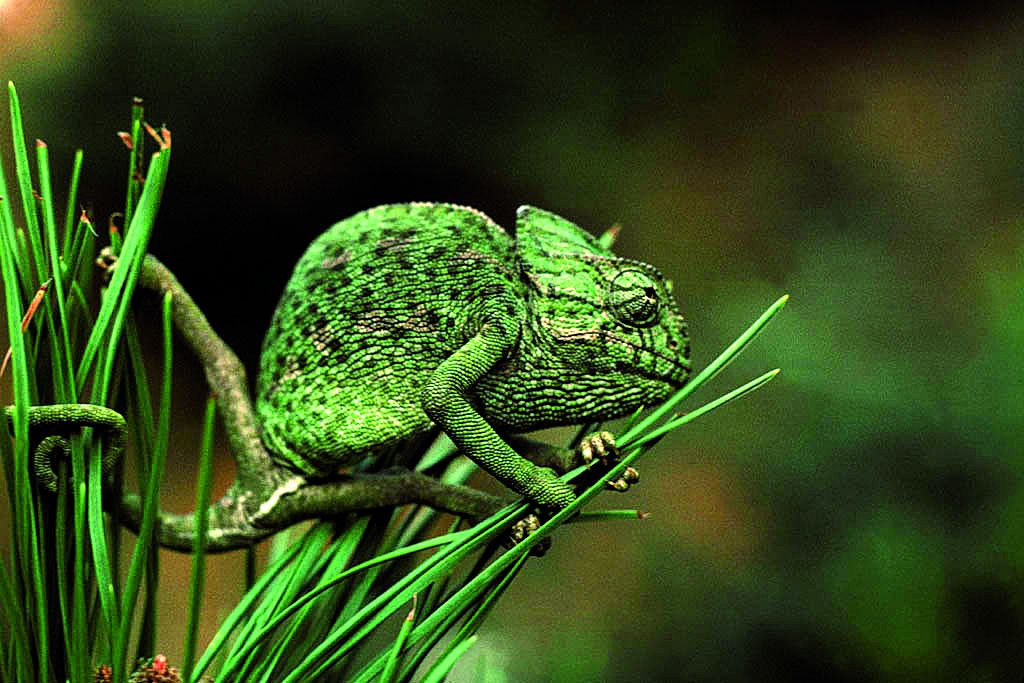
[512,206,691,420]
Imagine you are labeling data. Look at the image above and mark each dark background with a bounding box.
[2,2,1023,681]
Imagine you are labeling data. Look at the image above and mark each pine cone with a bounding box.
[129,655,182,683]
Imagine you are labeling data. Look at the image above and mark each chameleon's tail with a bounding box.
[3,404,126,492]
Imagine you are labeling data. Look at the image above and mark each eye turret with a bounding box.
[607,269,661,328]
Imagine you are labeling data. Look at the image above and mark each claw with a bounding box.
[505,513,552,557]
[578,431,617,469]
[607,477,629,492]
[580,440,594,467]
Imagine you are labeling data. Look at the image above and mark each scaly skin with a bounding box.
[12,203,691,552]
[258,203,690,507]
[3,404,125,492]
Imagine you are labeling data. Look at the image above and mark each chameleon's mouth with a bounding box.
[640,348,691,387]
[555,330,692,387]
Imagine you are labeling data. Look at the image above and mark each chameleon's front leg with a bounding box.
[422,325,576,510]
[3,404,126,492]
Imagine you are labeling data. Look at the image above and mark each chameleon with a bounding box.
[257,202,691,507]
[9,203,692,550]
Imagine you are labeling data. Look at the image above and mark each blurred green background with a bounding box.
[2,1,1022,681]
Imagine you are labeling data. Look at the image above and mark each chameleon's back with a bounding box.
[257,203,522,476]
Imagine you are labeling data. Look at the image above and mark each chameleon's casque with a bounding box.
[256,203,691,478]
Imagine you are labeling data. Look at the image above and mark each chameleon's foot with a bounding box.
[505,512,552,557]
[95,246,118,277]
[578,431,617,467]
[607,466,639,492]
[576,431,639,492]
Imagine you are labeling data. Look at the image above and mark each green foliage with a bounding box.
[0,84,171,682]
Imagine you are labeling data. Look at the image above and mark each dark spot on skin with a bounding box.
[334,273,352,289]
[430,245,447,260]
[374,245,389,257]
[505,304,516,316]
[425,310,440,326]
[383,272,395,286]
[361,264,375,275]
[398,228,417,240]
[361,286,374,300]
[479,285,506,299]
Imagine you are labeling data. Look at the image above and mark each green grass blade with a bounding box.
[123,98,145,227]
[36,139,76,395]
[1,82,48,683]
[421,635,478,683]
[280,508,524,683]
[70,436,89,681]
[54,462,73,674]
[191,534,317,683]
[631,368,780,448]
[572,509,648,523]
[75,141,170,390]
[61,149,83,257]
[115,291,173,678]
[7,82,46,286]
[182,398,217,681]
[379,597,416,683]
[411,552,526,683]
[0,557,33,683]
[87,427,116,663]
[215,525,484,682]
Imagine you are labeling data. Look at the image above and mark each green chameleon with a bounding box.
[8,203,691,551]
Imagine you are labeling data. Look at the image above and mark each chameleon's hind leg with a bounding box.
[3,404,126,491]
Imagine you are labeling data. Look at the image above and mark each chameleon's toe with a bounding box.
[505,513,552,557]
[574,432,637,492]
[607,466,639,492]
[95,246,119,276]
[578,431,617,468]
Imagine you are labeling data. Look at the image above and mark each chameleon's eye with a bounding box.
[607,269,661,328]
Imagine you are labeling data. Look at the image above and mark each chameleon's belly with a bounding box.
[258,369,435,476]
